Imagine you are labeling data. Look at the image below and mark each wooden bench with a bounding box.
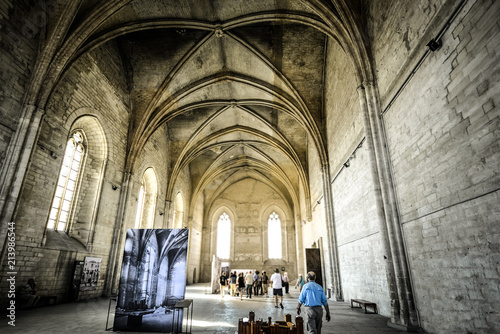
[350,299,378,314]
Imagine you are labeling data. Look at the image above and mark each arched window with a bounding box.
[217,212,231,259]
[134,168,157,229]
[268,212,282,259]
[47,131,85,231]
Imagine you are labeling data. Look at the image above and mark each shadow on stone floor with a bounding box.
[0,283,411,333]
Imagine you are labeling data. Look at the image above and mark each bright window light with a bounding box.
[268,212,282,259]
[47,132,84,231]
[217,212,231,259]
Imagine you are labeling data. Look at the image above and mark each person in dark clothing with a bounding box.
[237,272,246,300]
[219,272,227,298]
[229,271,238,296]
[253,270,262,296]
[262,271,269,296]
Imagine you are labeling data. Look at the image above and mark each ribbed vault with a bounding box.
[34,0,371,231]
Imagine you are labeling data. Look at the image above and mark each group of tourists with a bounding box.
[219,269,269,299]
[219,269,295,300]
[219,269,330,333]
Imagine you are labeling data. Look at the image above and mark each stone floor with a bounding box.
[0,283,413,333]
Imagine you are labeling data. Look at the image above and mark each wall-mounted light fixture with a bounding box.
[343,161,350,168]
[159,212,164,216]
[111,184,118,190]
[426,38,442,51]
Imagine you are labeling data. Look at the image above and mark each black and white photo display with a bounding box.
[113,229,189,332]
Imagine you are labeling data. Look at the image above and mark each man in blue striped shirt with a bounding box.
[296,272,331,334]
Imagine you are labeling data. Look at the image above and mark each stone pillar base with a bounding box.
[387,320,420,332]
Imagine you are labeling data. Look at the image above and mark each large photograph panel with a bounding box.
[113,229,189,332]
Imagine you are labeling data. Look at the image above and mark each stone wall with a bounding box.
[128,125,170,230]
[0,0,41,171]
[302,134,333,288]
[0,41,130,304]
[369,0,500,332]
[333,145,390,314]
[323,31,392,311]
[200,178,296,281]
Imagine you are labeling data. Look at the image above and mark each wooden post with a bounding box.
[295,316,304,334]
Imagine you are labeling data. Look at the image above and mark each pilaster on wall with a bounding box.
[0,105,45,258]
[357,82,419,329]
[294,214,304,278]
[320,164,343,301]
[162,200,172,228]
[105,171,133,296]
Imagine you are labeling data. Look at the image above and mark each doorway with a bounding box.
[305,248,323,288]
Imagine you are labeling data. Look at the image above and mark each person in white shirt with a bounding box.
[270,268,284,309]
[245,271,254,298]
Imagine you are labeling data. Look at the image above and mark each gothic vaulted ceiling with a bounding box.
[46,0,366,219]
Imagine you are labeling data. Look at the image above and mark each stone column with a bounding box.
[358,82,419,329]
[294,214,305,276]
[163,200,172,228]
[0,105,44,254]
[321,164,343,301]
[104,171,133,296]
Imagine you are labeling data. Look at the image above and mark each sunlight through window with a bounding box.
[268,212,282,259]
[47,132,85,231]
[217,212,231,259]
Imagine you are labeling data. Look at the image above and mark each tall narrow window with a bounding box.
[217,212,231,259]
[134,184,146,228]
[268,212,282,259]
[47,132,85,231]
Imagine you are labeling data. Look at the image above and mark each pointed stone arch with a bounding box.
[135,167,158,229]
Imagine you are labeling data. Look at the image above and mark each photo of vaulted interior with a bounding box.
[0,1,498,333]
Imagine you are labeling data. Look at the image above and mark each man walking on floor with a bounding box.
[296,271,331,334]
[270,268,284,309]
